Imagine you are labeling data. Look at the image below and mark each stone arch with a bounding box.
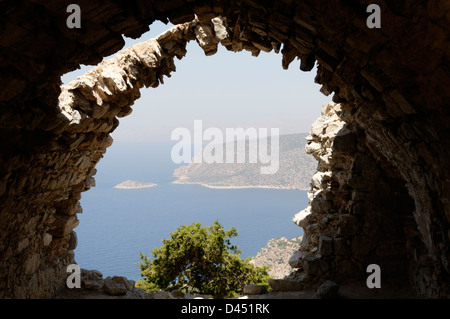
[0,1,449,298]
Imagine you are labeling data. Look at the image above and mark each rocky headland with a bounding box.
[172,133,316,190]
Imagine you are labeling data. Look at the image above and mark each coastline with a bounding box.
[172,180,309,191]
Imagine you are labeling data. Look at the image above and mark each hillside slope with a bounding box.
[173,133,316,190]
[250,237,303,279]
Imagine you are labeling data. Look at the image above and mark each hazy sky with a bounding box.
[61,21,330,143]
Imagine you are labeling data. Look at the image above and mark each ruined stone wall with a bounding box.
[0,1,449,298]
[0,16,256,299]
[293,102,419,290]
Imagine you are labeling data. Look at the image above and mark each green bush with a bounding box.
[137,221,271,298]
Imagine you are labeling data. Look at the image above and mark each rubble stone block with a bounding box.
[319,236,333,256]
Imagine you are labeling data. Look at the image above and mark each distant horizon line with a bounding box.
[111,132,311,144]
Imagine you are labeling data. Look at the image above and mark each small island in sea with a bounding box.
[113,180,157,189]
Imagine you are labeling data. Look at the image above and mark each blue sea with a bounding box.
[74,142,307,281]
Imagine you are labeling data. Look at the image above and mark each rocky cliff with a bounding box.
[250,237,303,279]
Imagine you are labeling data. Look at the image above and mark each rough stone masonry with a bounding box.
[0,0,449,298]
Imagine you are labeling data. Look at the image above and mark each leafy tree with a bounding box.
[137,221,271,298]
